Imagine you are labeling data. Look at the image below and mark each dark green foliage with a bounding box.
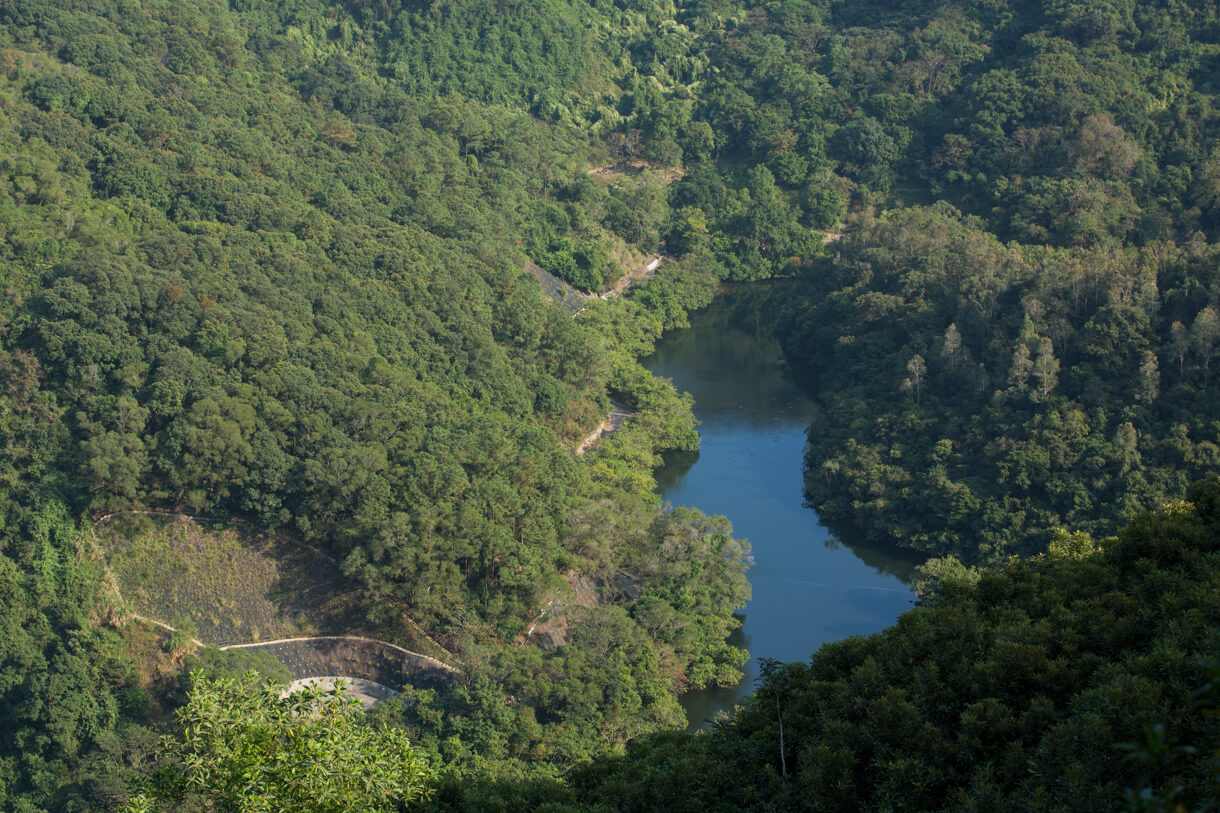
[778,204,1220,562]
[0,504,153,812]
[628,0,1220,570]
[0,0,751,804]
[361,499,749,785]
[4,0,1220,805]
[0,0,670,642]
[561,484,1220,810]
[537,237,609,293]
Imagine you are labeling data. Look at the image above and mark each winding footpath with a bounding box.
[601,254,664,299]
[575,399,635,456]
[223,634,458,675]
[88,510,461,695]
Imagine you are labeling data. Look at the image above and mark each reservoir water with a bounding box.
[643,283,922,730]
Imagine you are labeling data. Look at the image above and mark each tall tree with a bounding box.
[1031,337,1059,402]
[941,323,962,370]
[1137,350,1159,405]
[1192,307,1220,382]
[1008,343,1033,394]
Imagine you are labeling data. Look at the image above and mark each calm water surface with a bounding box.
[644,283,922,730]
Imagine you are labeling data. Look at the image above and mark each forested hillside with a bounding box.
[0,1,742,808]
[783,209,1220,568]
[643,0,1220,567]
[560,480,1220,812]
[1,0,1218,809]
[753,0,1220,567]
[0,0,656,631]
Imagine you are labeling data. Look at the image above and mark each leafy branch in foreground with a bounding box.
[127,670,435,812]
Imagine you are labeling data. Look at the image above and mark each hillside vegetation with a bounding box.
[561,480,1220,812]
[736,0,1220,568]
[0,1,742,808]
[1,0,1219,809]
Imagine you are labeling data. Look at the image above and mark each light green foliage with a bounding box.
[907,553,981,599]
[129,670,434,812]
[623,507,751,689]
[537,237,608,293]
[0,0,663,643]
[371,500,750,780]
[0,1,752,801]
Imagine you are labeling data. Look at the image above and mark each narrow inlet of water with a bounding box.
[643,282,922,730]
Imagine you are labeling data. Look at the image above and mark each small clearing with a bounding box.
[515,571,603,650]
[586,161,646,178]
[94,513,450,662]
[97,512,461,693]
[527,261,591,312]
[586,160,685,185]
[528,253,666,315]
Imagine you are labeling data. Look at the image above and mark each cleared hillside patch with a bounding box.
[99,513,360,646]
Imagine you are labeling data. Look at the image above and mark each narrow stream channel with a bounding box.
[644,282,923,730]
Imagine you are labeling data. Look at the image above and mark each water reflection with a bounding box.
[652,449,699,493]
[644,282,921,731]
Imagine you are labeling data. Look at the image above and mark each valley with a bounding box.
[0,0,1217,810]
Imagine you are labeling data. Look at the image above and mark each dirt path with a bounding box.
[515,597,558,647]
[586,161,646,177]
[122,619,459,673]
[130,613,204,647]
[576,399,635,455]
[92,510,459,675]
[586,161,685,184]
[223,635,459,674]
[601,255,663,299]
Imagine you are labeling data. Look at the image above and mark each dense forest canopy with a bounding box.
[737,0,1220,567]
[557,481,1220,811]
[0,0,741,807]
[0,0,1217,808]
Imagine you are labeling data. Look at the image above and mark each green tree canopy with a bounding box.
[129,671,435,812]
